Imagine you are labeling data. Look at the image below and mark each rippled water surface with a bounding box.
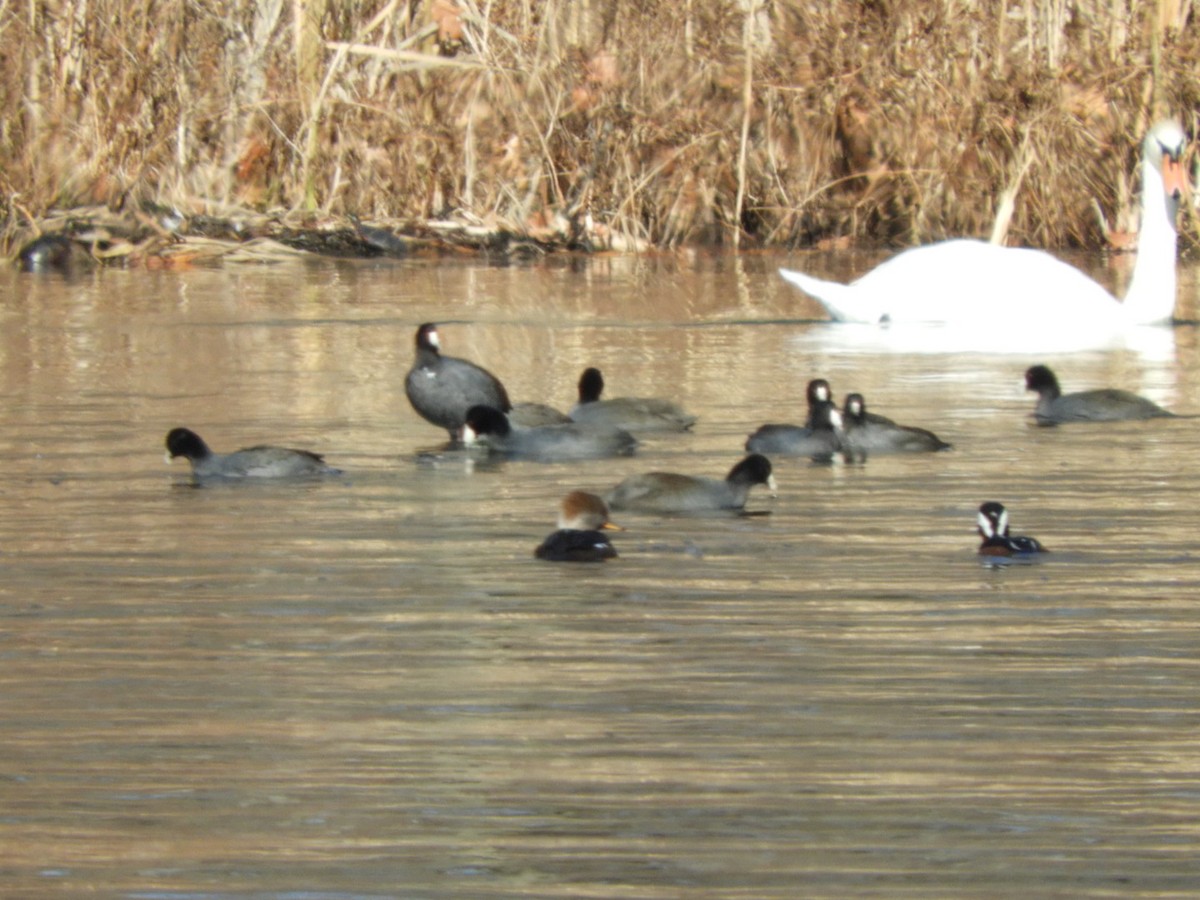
[3,250,1200,897]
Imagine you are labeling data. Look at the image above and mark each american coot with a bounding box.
[605,454,776,514]
[461,405,637,460]
[165,427,341,479]
[745,378,843,461]
[568,367,697,432]
[405,323,511,438]
[534,491,623,562]
[1024,364,1177,425]
[841,393,951,460]
[977,502,1048,557]
[779,120,1186,326]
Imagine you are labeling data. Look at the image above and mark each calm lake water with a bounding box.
[3,248,1200,897]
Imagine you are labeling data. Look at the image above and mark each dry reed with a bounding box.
[2,0,1199,255]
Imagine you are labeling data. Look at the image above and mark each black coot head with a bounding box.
[1024,365,1059,393]
[463,405,512,437]
[727,453,774,486]
[165,427,210,460]
[578,367,605,403]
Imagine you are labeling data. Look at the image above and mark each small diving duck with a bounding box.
[977,501,1048,557]
[534,491,623,562]
[165,427,341,479]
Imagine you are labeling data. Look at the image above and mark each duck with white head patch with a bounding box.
[977,501,1047,557]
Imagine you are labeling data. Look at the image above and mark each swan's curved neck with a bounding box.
[1122,158,1178,324]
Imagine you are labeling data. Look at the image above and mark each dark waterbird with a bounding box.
[841,392,951,460]
[1024,364,1178,425]
[165,427,340,479]
[605,454,776,514]
[745,378,843,462]
[405,323,511,438]
[461,405,637,460]
[568,366,697,432]
[977,501,1047,557]
[535,491,623,562]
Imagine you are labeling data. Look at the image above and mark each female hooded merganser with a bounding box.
[461,405,637,460]
[405,323,511,438]
[745,378,843,462]
[165,427,340,479]
[977,501,1048,556]
[535,491,623,561]
[841,392,951,460]
[1024,364,1177,425]
[605,454,776,514]
[568,367,697,432]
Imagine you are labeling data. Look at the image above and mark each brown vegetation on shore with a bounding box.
[1,1,1198,260]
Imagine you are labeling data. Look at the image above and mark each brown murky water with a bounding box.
[3,251,1200,897]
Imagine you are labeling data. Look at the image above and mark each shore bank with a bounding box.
[3,2,1198,257]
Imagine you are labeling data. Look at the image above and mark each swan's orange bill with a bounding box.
[1162,154,1187,198]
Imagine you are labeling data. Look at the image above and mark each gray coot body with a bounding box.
[977,501,1047,557]
[841,393,951,459]
[535,491,622,562]
[1025,364,1176,425]
[165,427,340,479]
[569,367,697,432]
[509,402,573,427]
[604,454,776,514]
[405,323,512,438]
[462,405,637,460]
[745,378,842,461]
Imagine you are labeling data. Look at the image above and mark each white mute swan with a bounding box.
[780,120,1188,326]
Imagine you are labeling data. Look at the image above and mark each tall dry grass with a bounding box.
[1,0,1198,251]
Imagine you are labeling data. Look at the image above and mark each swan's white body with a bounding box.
[781,121,1187,327]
